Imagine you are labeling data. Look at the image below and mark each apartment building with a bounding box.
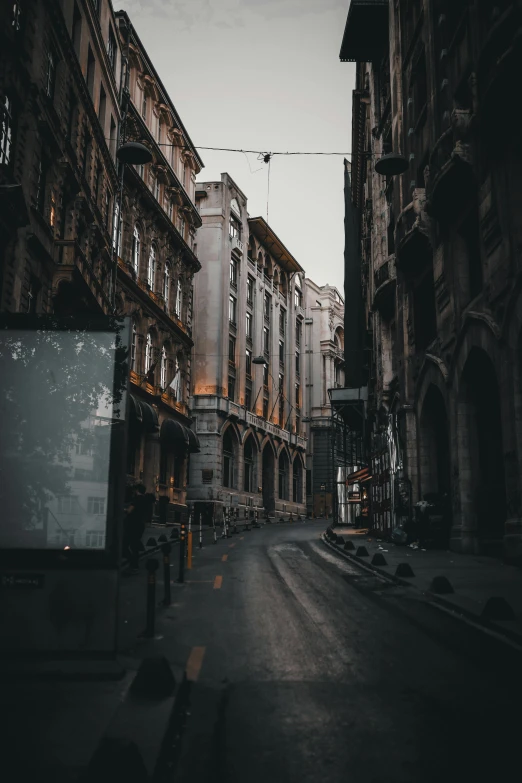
[113,11,203,514]
[303,279,345,518]
[188,174,307,525]
[341,0,522,560]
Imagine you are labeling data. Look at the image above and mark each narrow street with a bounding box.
[124,521,521,783]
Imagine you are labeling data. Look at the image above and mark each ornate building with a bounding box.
[302,279,345,518]
[113,11,203,516]
[341,0,522,561]
[1,0,123,315]
[188,174,307,525]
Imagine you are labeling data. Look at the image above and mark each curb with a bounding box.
[321,533,522,651]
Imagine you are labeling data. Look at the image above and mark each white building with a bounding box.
[303,279,345,517]
[188,173,307,524]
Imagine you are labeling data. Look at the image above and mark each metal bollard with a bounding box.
[145,558,159,638]
[178,523,186,583]
[162,543,172,606]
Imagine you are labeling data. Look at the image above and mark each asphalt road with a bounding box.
[127,521,521,783]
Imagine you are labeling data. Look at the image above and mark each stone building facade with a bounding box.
[113,11,203,517]
[0,2,203,523]
[188,173,307,525]
[341,0,522,560]
[1,0,123,315]
[302,279,345,517]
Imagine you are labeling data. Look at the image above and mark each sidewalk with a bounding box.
[324,525,522,646]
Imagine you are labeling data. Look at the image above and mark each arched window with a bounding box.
[244,436,256,493]
[164,261,171,308]
[0,94,13,167]
[170,354,181,400]
[223,429,235,488]
[294,277,303,309]
[293,457,303,503]
[147,245,156,290]
[278,450,288,500]
[131,322,137,371]
[132,225,140,274]
[175,279,182,318]
[160,344,167,388]
[145,331,153,374]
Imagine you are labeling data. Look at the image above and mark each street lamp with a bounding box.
[374,151,408,176]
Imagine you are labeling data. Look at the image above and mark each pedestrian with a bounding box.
[123,483,148,575]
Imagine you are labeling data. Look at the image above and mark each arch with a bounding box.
[241,426,259,447]
[230,197,241,217]
[278,448,289,500]
[259,434,276,458]
[334,325,345,351]
[222,424,239,489]
[248,235,256,261]
[456,347,506,552]
[264,253,273,278]
[292,452,304,504]
[418,384,452,546]
[243,432,258,493]
[279,271,288,296]
[276,442,290,460]
[273,268,280,290]
[261,439,276,514]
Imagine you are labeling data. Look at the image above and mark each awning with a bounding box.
[139,400,159,432]
[339,0,389,63]
[186,427,200,454]
[346,466,371,485]
[160,418,190,449]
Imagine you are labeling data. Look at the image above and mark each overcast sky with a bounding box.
[116,0,355,294]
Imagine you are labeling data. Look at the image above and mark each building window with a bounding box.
[229,294,237,325]
[147,245,156,290]
[87,496,105,515]
[247,275,254,305]
[246,312,252,340]
[279,310,285,335]
[262,396,269,420]
[279,339,285,365]
[85,531,104,548]
[296,319,302,346]
[263,364,269,388]
[104,189,110,229]
[263,326,270,354]
[295,382,300,408]
[0,95,13,167]
[228,375,235,401]
[86,45,95,98]
[245,386,252,411]
[246,349,252,377]
[145,331,153,374]
[142,92,147,120]
[160,345,167,388]
[230,257,238,287]
[170,356,181,400]
[36,157,47,214]
[131,323,137,371]
[295,350,300,376]
[132,225,140,274]
[154,177,160,201]
[294,283,302,309]
[229,214,241,239]
[45,47,56,99]
[112,200,121,254]
[107,26,117,72]
[223,430,234,488]
[164,262,170,308]
[58,496,78,515]
[229,335,236,365]
[175,279,182,318]
[264,292,271,318]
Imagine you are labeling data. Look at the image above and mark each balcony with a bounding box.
[53,240,111,313]
[230,235,244,255]
[395,189,432,276]
[425,110,476,221]
[372,255,396,320]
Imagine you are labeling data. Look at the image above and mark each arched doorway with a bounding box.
[459,348,506,552]
[278,449,289,500]
[293,456,303,504]
[262,443,275,514]
[419,384,452,546]
[243,434,257,493]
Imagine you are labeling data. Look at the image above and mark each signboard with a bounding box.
[0,314,130,658]
[348,491,361,500]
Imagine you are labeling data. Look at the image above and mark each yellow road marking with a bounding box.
[186,646,206,682]
[214,575,223,589]
[222,554,228,562]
